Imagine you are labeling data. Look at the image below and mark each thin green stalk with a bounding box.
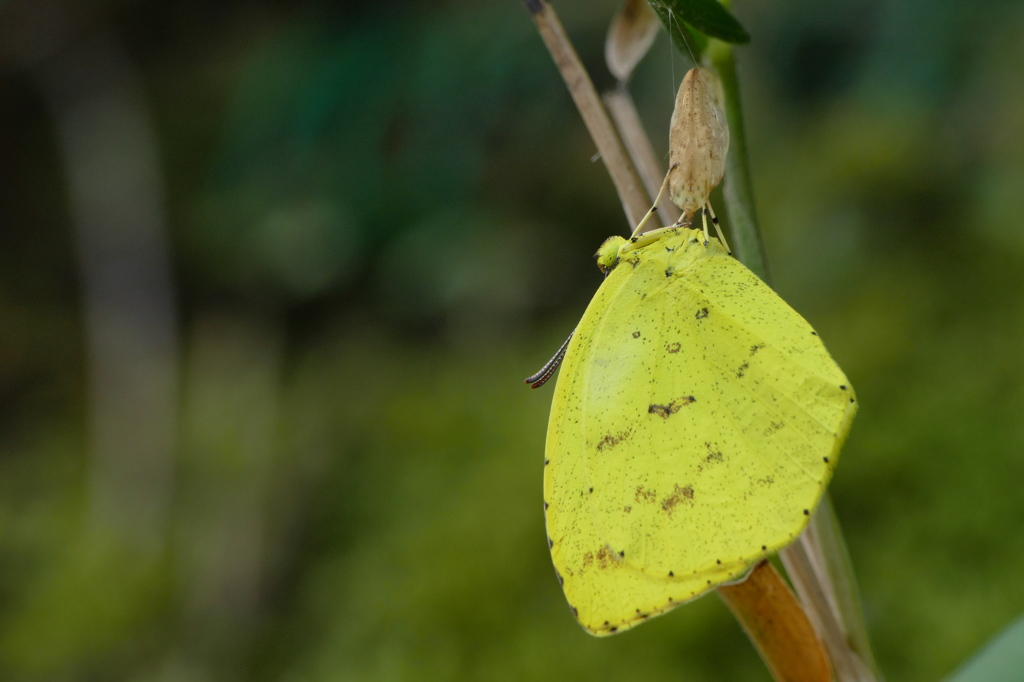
[707,39,768,282]
[707,36,881,682]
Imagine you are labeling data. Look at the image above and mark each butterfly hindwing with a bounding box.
[544,228,856,635]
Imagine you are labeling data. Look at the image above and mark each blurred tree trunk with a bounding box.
[13,2,181,546]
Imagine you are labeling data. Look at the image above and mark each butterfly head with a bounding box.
[595,236,628,275]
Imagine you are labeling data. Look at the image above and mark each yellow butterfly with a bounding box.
[527,69,856,636]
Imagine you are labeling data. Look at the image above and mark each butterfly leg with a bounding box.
[704,203,732,255]
[700,205,711,246]
[630,163,679,240]
[672,211,694,229]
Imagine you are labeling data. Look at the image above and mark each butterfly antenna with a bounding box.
[704,203,731,255]
[525,331,574,389]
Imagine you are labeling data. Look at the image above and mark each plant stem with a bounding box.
[718,561,832,682]
[707,39,768,281]
[522,3,880,679]
[707,36,881,682]
[604,86,680,226]
[521,0,651,228]
[780,498,882,681]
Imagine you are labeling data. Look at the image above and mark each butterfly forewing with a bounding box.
[544,228,856,635]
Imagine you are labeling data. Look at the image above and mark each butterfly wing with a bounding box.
[544,229,856,635]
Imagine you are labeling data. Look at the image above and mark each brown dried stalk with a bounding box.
[521,0,650,227]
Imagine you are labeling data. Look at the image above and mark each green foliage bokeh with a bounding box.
[1,1,1024,680]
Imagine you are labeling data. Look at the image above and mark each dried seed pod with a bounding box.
[667,68,729,222]
[606,0,660,83]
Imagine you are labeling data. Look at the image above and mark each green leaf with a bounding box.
[946,615,1024,682]
[649,5,707,60]
[648,0,750,46]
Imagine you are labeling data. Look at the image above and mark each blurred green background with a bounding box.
[1,0,1023,680]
